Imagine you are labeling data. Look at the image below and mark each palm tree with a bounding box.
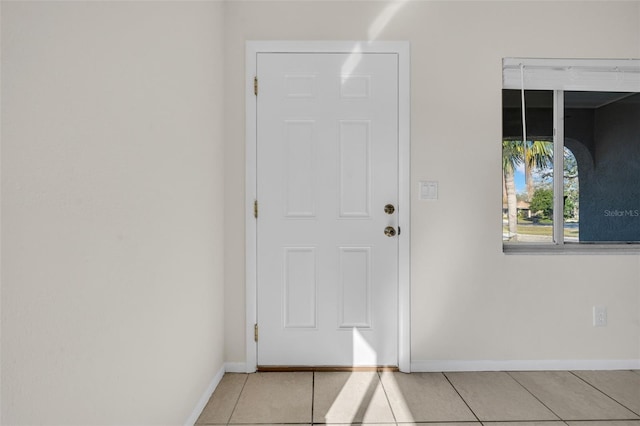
[503,139,553,241]
[503,140,522,240]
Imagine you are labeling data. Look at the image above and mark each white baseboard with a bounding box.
[184,362,252,426]
[224,362,249,373]
[184,364,225,426]
[412,359,640,372]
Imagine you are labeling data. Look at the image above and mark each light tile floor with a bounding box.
[196,370,640,425]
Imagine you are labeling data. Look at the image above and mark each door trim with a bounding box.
[245,41,411,373]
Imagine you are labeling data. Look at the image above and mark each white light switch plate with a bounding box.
[419,181,438,200]
[593,306,607,327]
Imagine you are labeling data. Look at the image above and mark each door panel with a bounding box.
[283,247,317,329]
[257,52,399,366]
[339,120,371,217]
[339,246,371,328]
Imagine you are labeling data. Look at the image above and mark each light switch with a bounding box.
[419,181,438,200]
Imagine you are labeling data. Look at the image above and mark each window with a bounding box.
[502,58,640,252]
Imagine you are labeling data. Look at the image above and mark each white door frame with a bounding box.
[245,41,411,373]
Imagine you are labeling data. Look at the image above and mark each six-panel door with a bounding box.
[256,52,399,366]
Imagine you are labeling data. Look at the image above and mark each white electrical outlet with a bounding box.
[593,306,607,327]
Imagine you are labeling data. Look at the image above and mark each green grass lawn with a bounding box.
[503,220,579,238]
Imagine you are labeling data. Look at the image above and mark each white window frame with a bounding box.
[503,58,640,254]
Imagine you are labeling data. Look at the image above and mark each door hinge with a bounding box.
[254,76,258,96]
[254,324,259,342]
[254,200,258,218]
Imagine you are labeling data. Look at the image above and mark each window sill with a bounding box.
[503,243,640,255]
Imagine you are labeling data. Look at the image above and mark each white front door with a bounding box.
[256,52,400,367]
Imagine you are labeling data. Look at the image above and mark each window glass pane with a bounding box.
[564,91,640,243]
[502,90,554,243]
[563,147,579,242]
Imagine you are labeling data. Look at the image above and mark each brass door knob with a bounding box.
[384,204,395,215]
[384,226,397,237]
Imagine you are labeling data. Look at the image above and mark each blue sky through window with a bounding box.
[515,166,525,193]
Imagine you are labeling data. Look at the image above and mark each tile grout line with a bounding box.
[311,371,315,425]
[505,371,565,422]
[225,373,250,426]
[442,372,482,424]
[376,370,398,425]
[568,370,640,418]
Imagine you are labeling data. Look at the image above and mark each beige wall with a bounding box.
[1,1,226,424]
[224,1,640,366]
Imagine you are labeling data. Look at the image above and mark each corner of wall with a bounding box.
[184,364,226,426]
